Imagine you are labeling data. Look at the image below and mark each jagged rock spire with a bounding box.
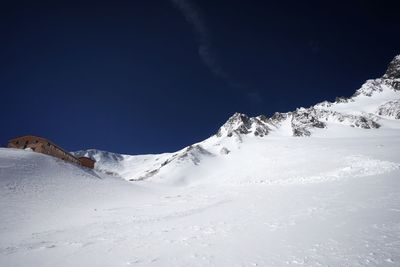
[383,55,400,79]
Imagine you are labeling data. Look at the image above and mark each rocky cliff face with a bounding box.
[383,55,400,79]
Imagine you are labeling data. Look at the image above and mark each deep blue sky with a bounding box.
[1,0,400,154]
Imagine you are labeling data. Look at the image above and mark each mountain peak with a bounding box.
[383,55,400,79]
[216,112,251,137]
[216,112,271,138]
[229,112,250,122]
[215,55,400,139]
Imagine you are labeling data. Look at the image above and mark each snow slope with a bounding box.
[1,138,400,266]
[1,55,400,266]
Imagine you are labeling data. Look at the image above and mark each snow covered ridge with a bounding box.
[217,55,400,138]
[73,145,216,181]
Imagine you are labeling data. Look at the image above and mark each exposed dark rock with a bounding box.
[217,112,271,138]
[270,112,290,125]
[377,100,400,119]
[291,108,326,136]
[335,96,349,103]
[383,55,400,79]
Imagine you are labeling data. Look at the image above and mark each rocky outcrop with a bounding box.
[216,113,272,138]
[352,79,386,97]
[270,112,290,125]
[383,55,400,79]
[376,100,400,119]
[291,108,326,136]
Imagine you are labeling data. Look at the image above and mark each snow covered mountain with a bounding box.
[75,55,400,183]
[1,56,400,266]
[217,54,400,138]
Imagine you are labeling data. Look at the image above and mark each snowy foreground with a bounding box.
[1,56,400,266]
[1,134,400,266]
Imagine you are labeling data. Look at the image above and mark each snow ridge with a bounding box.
[216,55,400,138]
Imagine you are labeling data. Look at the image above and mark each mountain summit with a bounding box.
[384,55,400,79]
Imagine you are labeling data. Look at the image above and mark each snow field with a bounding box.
[1,133,400,266]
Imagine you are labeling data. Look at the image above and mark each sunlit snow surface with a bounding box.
[1,133,400,266]
[2,61,400,266]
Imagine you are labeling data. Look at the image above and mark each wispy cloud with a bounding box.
[170,0,232,85]
[170,0,263,103]
[246,91,263,104]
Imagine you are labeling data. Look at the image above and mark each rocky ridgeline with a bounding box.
[216,113,271,138]
[217,55,400,138]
